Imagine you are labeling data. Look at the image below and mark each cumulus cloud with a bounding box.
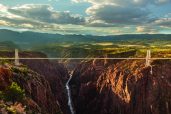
[0,1,170,34]
[0,20,9,26]
[0,4,7,10]
[86,4,151,25]
[73,0,170,28]
[153,18,171,27]
[136,26,158,33]
[8,4,85,24]
[71,0,83,3]
[0,4,87,33]
[86,20,117,27]
[74,0,170,5]
[0,15,61,31]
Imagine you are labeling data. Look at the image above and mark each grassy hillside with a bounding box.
[0,29,171,58]
[0,41,19,51]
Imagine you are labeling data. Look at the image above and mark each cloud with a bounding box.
[136,26,147,32]
[156,0,171,4]
[0,4,87,33]
[75,0,171,5]
[0,4,7,10]
[71,0,83,3]
[77,0,170,28]
[0,2,170,34]
[136,26,158,33]
[19,23,34,28]
[153,18,171,27]
[8,4,85,25]
[85,20,117,27]
[110,29,122,34]
[0,20,9,26]
[86,4,151,25]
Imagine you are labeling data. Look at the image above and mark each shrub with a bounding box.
[0,91,5,99]
[3,82,25,103]
[6,106,17,114]
[11,67,28,76]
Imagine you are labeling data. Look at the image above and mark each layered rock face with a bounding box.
[0,66,62,114]
[0,52,70,114]
[19,52,69,114]
[70,59,171,114]
[0,68,12,90]
[12,67,62,114]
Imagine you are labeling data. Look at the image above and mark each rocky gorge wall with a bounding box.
[70,59,171,114]
[0,51,171,114]
[0,52,70,114]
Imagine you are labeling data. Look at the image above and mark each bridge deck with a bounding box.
[0,57,171,60]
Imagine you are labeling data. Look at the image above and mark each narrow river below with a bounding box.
[66,74,75,114]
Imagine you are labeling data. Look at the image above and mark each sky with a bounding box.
[0,0,171,35]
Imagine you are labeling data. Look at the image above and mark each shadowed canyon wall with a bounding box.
[70,59,171,114]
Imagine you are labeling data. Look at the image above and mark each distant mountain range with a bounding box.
[0,29,171,48]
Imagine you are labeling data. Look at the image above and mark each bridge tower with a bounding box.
[145,50,153,74]
[15,49,20,66]
[93,59,96,66]
[104,54,108,65]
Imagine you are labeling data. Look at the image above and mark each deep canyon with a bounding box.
[0,52,171,114]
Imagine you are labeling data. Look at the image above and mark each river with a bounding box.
[66,74,75,114]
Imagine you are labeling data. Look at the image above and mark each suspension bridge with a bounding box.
[1,49,171,74]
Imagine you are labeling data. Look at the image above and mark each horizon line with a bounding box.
[0,28,171,36]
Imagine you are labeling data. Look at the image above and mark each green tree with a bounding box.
[4,82,25,103]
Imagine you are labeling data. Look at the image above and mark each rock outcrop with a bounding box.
[19,52,70,114]
[0,65,63,114]
[0,68,12,90]
[14,67,64,114]
[70,59,171,114]
[0,51,70,114]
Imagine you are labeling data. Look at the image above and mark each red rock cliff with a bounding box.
[0,65,63,114]
[70,59,171,114]
[0,51,70,114]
